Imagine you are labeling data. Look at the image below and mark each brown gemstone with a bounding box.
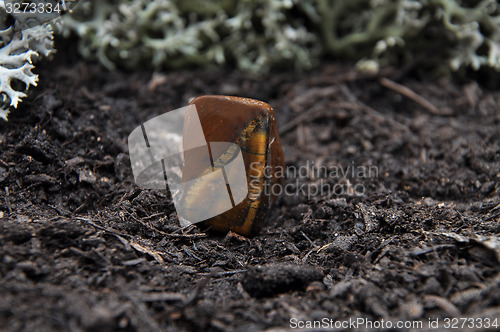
[181,95,284,236]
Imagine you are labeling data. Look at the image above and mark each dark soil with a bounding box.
[0,45,499,332]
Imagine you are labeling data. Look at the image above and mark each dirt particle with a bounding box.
[241,263,323,297]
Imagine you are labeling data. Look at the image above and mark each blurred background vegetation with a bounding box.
[1,0,500,117]
[62,0,500,76]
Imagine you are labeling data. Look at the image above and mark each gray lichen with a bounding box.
[0,24,55,120]
[62,0,500,75]
[432,0,500,71]
[0,0,58,120]
[310,0,500,73]
[61,0,321,74]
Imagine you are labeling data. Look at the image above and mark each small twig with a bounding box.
[301,249,315,263]
[409,244,457,256]
[379,77,443,115]
[366,235,397,262]
[280,102,359,135]
[307,64,396,86]
[340,85,411,134]
[224,230,251,243]
[130,240,165,264]
[118,191,129,203]
[301,231,318,249]
[280,105,323,135]
[74,216,131,238]
[316,242,335,253]
[3,187,12,214]
[488,203,500,213]
[215,270,247,277]
[182,246,202,261]
[142,212,165,220]
[122,209,206,239]
[165,233,207,239]
[198,270,248,278]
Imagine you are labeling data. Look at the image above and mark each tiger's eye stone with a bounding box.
[184,95,284,236]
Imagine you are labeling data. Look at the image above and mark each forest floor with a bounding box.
[0,44,499,331]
